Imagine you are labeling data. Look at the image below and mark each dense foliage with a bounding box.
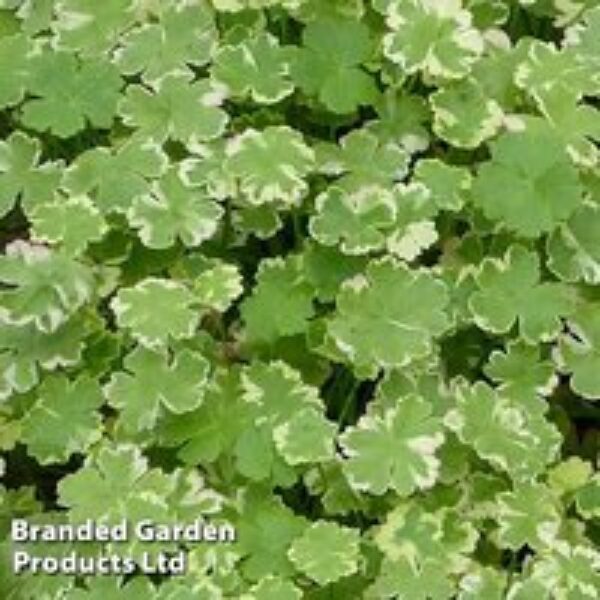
[0,0,599,598]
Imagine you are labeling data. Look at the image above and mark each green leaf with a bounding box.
[111,278,199,348]
[21,52,122,137]
[290,16,377,113]
[63,137,168,215]
[385,183,438,261]
[116,1,217,83]
[193,262,243,312]
[118,74,228,148]
[548,457,593,497]
[565,5,600,69]
[233,203,283,240]
[235,489,308,581]
[328,258,449,374]
[576,475,600,520]
[158,367,252,464]
[413,158,471,212]
[302,242,368,302]
[12,0,55,35]
[243,576,302,600]
[556,301,600,400]
[66,578,155,600]
[374,500,477,571]
[430,77,503,149]
[0,315,88,400]
[212,0,302,10]
[273,407,336,465]
[105,346,210,433]
[367,556,454,599]
[515,41,598,102]
[54,0,138,55]
[469,244,574,342]
[340,395,444,495]
[309,186,397,255]
[241,361,320,434]
[0,2,598,595]
[212,32,293,104]
[127,167,223,249]
[0,131,62,218]
[240,361,334,466]
[288,521,360,585]
[467,0,508,28]
[0,33,31,108]
[495,482,562,551]
[315,128,408,191]
[445,382,561,481]
[457,566,506,600]
[472,122,583,237]
[484,341,557,398]
[29,196,107,256]
[527,545,600,600]
[21,375,103,464]
[0,242,94,333]
[181,139,237,201]
[547,202,600,284]
[382,0,483,80]
[241,256,315,344]
[57,443,174,526]
[233,421,294,484]
[532,85,600,167]
[367,90,431,152]
[294,0,365,21]
[225,126,314,206]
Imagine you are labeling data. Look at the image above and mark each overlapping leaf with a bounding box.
[290,16,377,113]
[381,0,484,80]
[340,394,445,495]
[328,258,449,375]
[111,278,199,348]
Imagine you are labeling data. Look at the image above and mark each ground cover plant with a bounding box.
[0,0,599,597]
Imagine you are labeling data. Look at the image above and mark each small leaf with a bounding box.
[119,74,228,148]
[0,34,31,108]
[340,395,445,495]
[105,346,210,432]
[445,382,561,481]
[111,278,199,348]
[473,121,582,237]
[328,258,449,374]
[241,257,315,344]
[21,375,103,464]
[431,77,503,149]
[547,202,600,284]
[309,186,397,255]
[555,301,600,400]
[288,521,360,585]
[127,167,223,249]
[194,262,243,312]
[290,17,377,113]
[413,158,471,212]
[117,1,217,83]
[212,32,293,104]
[469,244,574,343]
[225,126,314,206]
[0,242,94,333]
[0,131,62,218]
[382,0,483,80]
[63,137,167,215]
[29,196,107,256]
[21,52,122,137]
